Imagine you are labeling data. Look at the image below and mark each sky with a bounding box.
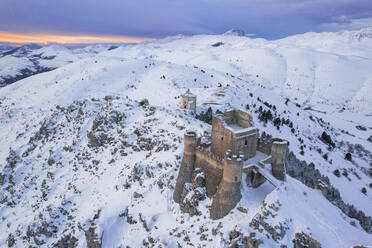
[0,0,372,44]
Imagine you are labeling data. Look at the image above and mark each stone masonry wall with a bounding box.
[211,116,234,158]
[235,109,252,128]
[256,139,271,155]
[195,149,223,196]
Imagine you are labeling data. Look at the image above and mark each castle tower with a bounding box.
[271,139,288,181]
[180,89,196,113]
[173,131,197,203]
[210,152,243,219]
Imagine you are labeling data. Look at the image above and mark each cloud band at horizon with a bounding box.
[0,32,153,45]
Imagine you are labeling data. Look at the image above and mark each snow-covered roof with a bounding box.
[225,124,256,135]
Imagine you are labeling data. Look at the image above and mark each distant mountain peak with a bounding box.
[2,43,42,57]
[222,29,246,36]
[351,26,372,40]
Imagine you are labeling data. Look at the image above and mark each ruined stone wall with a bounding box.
[221,111,234,125]
[234,109,252,128]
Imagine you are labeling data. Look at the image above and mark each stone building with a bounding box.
[211,109,258,160]
[174,109,288,219]
[180,89,196,113]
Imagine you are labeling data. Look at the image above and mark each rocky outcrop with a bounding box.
[55,234,78,248]
[84,226,102,248]
[292,232,321,248]
[179,168,207,216]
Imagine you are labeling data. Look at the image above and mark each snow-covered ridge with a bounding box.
[0,43,119,87]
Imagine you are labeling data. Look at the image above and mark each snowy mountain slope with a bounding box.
[109,29,372,116]
[106,28,372,145]
[0,43,17,53]
[276,27,372,57]
[0,44,117,87]
[0,28,372,247]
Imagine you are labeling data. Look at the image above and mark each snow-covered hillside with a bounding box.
[0,28,371,247]
[0,44,118,87]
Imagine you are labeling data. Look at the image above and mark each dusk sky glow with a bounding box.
[0,32,153,45]
[1,0,372,44]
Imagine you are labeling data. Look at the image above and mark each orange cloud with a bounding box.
[0,32,153,44]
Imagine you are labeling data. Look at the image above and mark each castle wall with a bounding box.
[223,157,243,183]
[233,128,257,159]
[234,109,252,128]
[211,116,234,158]
[256,139,271,155]
[250,170,267,188]
[195,148,223,196]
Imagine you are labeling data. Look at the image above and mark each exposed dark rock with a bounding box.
[356,125,367,131]
[55,234,78,248]
[7,233,16,247]
[292,232,321,248]
[242,233,263,248]
[319,131,335,148]
[237,206,248,214]
[212,42,224,47]
[192,168,206,189]
[179,169,207,216]
[84,226,102,248]
[345,152,352,161]
[133,192,143,198]
[229,230,241,240]
[139,98,149,107]
[196,107,213,124]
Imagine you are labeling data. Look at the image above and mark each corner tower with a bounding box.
[271,138,288,181]
[210,151,243,219]
[173,131,197,203]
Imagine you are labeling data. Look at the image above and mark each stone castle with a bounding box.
[174,109,288,219]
